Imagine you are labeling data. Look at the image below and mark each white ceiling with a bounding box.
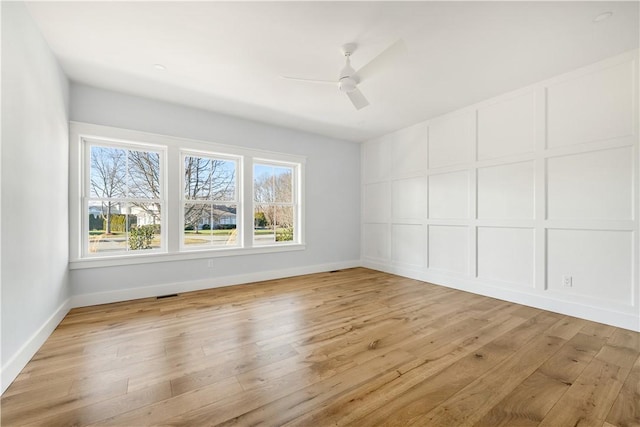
[25,1,639,142]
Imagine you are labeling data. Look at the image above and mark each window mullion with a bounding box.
[244,156,255,249]
[167,145,180,253]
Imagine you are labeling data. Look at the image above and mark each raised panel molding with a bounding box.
[477,161,534,220]
[363,182,390,223]
[392,177,426,220]
[477,227,534,287]
[362,136,392,183]
[428,170,469,219]
[361,49,639,331]
[391,122,428,177]
[547,60,634,148]
[428,225,468,275]
[428,111,475,168]
[547,229,633,306]
[391,224,425,268]
[547,147,633,220]
[478,91,536,160]
[363,223,389,261]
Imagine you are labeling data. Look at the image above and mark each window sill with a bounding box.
[69,244,306,270]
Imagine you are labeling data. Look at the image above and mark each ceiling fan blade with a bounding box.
[353,39,407,83]
[281,76,336,84]
[346,88,369,110]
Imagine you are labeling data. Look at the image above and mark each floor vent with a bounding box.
[157,293,179,299]
[329,270,340,273]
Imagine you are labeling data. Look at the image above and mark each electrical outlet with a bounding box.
[562,275,572,288]
[207,259,214,268]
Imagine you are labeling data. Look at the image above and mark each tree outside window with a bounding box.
[253,163,296,244]
[183,154,238,248]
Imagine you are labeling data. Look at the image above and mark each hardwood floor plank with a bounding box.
[1,268,638,427]
[581,322,617,340]
[605,354,640,427]
[164,349,416,427]
[341,312,562,427]
[169,343,298,396]
[88,376,243,426]
[25,381,172,427]
[410,320,570,426]
[538,358,630,427]
[1,378,128,426]
[475,331,608,427]
[284,308,529,427]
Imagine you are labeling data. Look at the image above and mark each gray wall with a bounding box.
[1,2,70,388]
[69,84,361,297]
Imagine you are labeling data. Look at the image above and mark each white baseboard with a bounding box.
[71,260,361,308]
[363,260,640,332]
[1,299,71,394]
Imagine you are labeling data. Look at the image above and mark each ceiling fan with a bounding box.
[281,40,407,110]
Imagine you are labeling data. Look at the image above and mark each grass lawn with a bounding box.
[184,229,276,236]
[184,229,235,236]
[91,229,278,237]
[89,230,126,236]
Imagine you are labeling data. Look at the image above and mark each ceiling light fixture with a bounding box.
[593,11,613,23]
[154,64,166,71]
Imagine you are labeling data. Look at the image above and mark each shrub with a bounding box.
[202,224,211,230]
[276,227,294,242]
[110,214,126,232]
[129,225,155,250]
[107,214,137,232]
[89,214,103,231]
[254,211,268,228]
[215,224,236,230]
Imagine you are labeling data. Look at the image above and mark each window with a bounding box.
[254,162,298,245]
[182,153,239,249]
[85,141,165,256]
[72,123,305,267]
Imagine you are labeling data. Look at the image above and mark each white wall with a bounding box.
[68,84,361,303]
[362,50,640,331]
[1,2,70,391]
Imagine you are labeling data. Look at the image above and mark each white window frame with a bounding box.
[81,138,168,258]
[252,159,302,246]
[69,122,306,269]
[180,150,243,252]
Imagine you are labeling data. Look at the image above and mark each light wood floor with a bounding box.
[2,268,639,426]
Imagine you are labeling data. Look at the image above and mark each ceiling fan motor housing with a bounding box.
[338,76,357,93]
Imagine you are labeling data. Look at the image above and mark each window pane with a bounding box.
[128,203,162,250]
[254,163,296,245]
[274,166,293,203]
[184,156,236,201]
[127,150,160,199]
[87,202,125,254]
[254,164,293,204]
[90,146,126,199]
[254,205,275,244]
[275,205,294,242]
[184,203,237,247]
[87,202,161,254]
[254,164,274,203]
[210,160,236,201]
[184,157,212,200]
